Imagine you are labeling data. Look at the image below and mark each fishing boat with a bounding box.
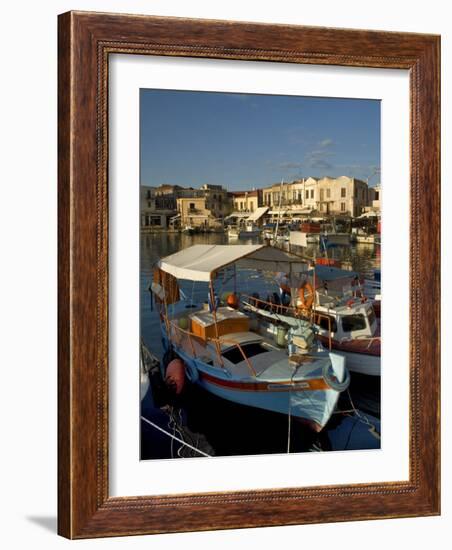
[352,229,381,245]
[242,264,380,376]
[239,222,261,238]
[182,225,196,235]
[151,244,350,432]
[227,225,240,239]
[361,269,381,317]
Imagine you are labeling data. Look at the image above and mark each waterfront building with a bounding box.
[177,196,223,230]
[140,185,178,228]
[141,176,373,229]
[367,183,381,213]
[199,184,233,220]
[230,189,262,212]
[316,176,368,217]
[262,176,369,217]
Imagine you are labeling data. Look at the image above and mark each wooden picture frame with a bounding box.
[58,11,440,538]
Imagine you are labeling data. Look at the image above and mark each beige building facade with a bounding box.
[316,176,368,217]
[367,183,381,212]
[231,190,261,212]
[261,176,369,216]
[177,197,222,229]
[199,184,232,220]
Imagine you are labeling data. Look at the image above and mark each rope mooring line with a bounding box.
[141,415,212,457]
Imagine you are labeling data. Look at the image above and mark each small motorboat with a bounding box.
[238,222,261,238]
[242,264,381,376]
[227,226,240,239]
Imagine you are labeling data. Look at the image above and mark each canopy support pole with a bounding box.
[209,277,225,368]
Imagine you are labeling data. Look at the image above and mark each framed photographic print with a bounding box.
[58,11,440,538]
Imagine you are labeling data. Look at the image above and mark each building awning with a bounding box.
[224,212,249,220]
[268,210,287,216]
[358,211,380,218]
[288,208,313,215]
[158,244,309,282]
[246,206,269,221]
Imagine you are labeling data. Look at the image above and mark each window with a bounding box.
[341,314,367,332]
[341,188,346,198]
[326,188,331,198]
[189,203,195,210]
[341,202,346,212]
[314,313,337,333]
[310,189,314,199]
[320,189,324,201]
[305,190,309,199]
[250,203,254,212]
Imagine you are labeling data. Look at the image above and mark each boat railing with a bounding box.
[241,294,333,350]
[242,293,306,318]
[165,317,258,378]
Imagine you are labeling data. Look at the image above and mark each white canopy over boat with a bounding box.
[357,211,380,218]
[224,212,249,220]
[158,244,310,281]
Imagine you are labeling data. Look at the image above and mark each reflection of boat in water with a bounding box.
[242,264,380,377]
[151,244,350,432]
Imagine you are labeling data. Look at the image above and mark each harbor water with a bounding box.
[140,232,381,457]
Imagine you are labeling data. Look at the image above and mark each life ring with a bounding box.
[298,282,314,309]
[322,362,350,392]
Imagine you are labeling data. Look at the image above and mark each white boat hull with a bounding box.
[199,374,341,430]
[330,349,380,376]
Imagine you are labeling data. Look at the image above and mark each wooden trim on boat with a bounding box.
[199,371,330,392]
[316,334,380,356]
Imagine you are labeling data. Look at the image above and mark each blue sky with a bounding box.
[140,89,380,190]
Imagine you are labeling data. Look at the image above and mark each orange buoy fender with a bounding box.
[226,293,239,308]
[165,358,185,394]
[298,282,314,309]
